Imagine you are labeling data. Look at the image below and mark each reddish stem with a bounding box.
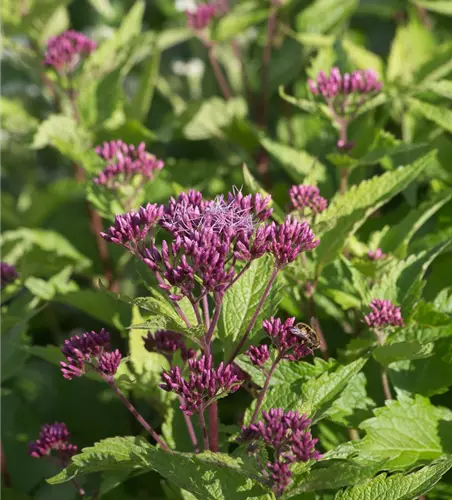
[198,410,210,451]
[101,374,169,451]
[203,40,232,100]
[249,352,282,425]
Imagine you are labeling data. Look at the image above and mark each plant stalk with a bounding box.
[198,410,210,451]
[249,353,282,425]
[102,374,169,451]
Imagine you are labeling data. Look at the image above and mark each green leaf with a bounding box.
[242,164,285,223]
[315,152,435,267]
[116,1,145,45]
[412,1,452,15]
[387,17,435,85]
[373,341,434,366]
[259,137,327,185]
[218,255,281,359]
[48,438,274,499]
[326,372,375,427]
[299,357,369,423]
[418,80,452,99]
[342,39,385,78]
[285,458,383,496]
[356,393,452,469]
[279,86,317,114]
[379,192,452,256]
[215,8,269,42]
[55,289,132,330]
[334,456,452,500]
[127,44,160,122]
[415,42,452,84]
[297,0,358,34]
[409,97,452,133]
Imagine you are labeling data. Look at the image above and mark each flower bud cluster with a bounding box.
[367,248,387,260]
[364,299,404,328]
[1,262,18,287]
[262,317,313,361]
[143,330,196,360]
[44,30,96,72]
[308,67,382,101]
[28,422,77,460]
[60,328,122,380]
[241,408,320,495]
[245,345,270,367]
[101,189,319,302]
[160,354,242,415]
[93,140,164,189]
[289,185,328,215]
[186,3,217,31]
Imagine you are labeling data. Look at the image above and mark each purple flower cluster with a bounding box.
[262,317,313,361]
[93,140,164,189]
[186,3,217,31]
[28,422,77,460]
[245,344,270,367]
[1,262,18,287]
[60,328,122,380]
[160,354,242,415]
[269,218,319,268]
[101,189,319,301]
[289,185,328,215]
[143,330,195,360]
[101,203,164,249]
[364,299,404,329]
[241,409,320,495]
[44,30,96,72]
[368,248,387,260]
[308,67,382,101]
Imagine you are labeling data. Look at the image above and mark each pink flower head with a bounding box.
[28,422,77,460]
[269,217,319,268]
[1,262,18,287]
[186,3,217,30]
[245,344,270,367]
[93,140,164,189]
[241,408,320,496]
[364,299,404,329]
[289,185,328,214]
[262,317,313,360]
[143,330,195,360]
[44,30,96,72]
[368,248,387,260]
[160,354,242,415]
[60,329,122,379]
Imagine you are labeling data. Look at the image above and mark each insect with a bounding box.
[290,318,321,350]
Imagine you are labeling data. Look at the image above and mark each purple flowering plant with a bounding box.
[3,1,452,499]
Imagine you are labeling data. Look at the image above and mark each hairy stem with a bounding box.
[250,353,282,425]
[380,369,393,401]
[198,410,210,451]
[102,374,169,451]
[202,294,210,329]
[227,267,279,365]
[207,402,219,452]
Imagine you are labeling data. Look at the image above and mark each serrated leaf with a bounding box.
[314,151,435,267]
[48,438,274,499]
[334,456,452,500]
[297,0,358,34]
[218,255,281,359]
[387,17,435,85]
[285,458,383,496]
[418,80,452,99]
[415,42,452,84]
[259,137,327,185]
[356,393,452,469]
[242,164,285,223]
[409,97,452,133]
[116,1,145,45]
[299,357,369,423]
[373,341,434,366]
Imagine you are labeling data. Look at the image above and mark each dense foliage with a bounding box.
[2,0,452,499]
